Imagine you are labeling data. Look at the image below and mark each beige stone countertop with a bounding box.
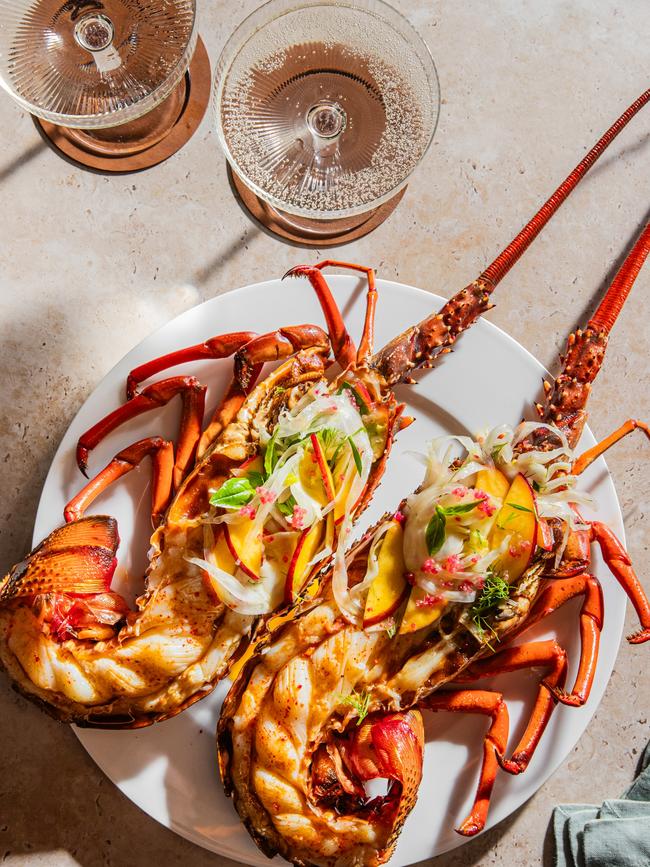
[1,1,649,866]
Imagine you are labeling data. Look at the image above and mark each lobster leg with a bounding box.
[76,376,206,488]
[198,324,329,455]
[284,260,380,368]
[197,374,260,460]
[125,332,258,399]
[508,574,605,707]
[65,437,174,527]
[420,690,509,836]
[457,640,568,775]
[588,522,650,644]
[572,419,650,476]
[77,325,329,484]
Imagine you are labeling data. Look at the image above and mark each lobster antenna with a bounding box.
[589,222,650,334]
[479,89,650,288]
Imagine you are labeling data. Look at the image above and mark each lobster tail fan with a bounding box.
[0,516,119,601]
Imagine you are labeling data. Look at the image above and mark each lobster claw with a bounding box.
[0,516,120,602]
[346,710,425,790]
[341,709,425,852]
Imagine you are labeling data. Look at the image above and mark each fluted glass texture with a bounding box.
[0,0,197,127]
[215,0,440,219]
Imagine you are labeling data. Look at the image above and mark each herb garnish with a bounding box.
[425,499,487,556]
[277,494,297,517]
[469,573,510,648]
[210,476,257,509]
[340,690,371,725]
[264,427,281,476]
[349,436,363,475]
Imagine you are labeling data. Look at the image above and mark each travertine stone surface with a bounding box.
[0,1,648,865]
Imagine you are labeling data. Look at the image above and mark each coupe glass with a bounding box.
[214,0,440,245]
[0,0,211,170]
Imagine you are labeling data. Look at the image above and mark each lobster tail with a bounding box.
[539,222,650,445]
[371,89,650,386]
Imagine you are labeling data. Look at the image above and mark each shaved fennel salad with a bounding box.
[188,380,383,615]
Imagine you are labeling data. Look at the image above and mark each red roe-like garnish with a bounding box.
[422,558,440,575]
[477,499,496,517]
[415,593,443,608]
[256,486,277,505]
[443,554,462,573]
[289,505,307,530]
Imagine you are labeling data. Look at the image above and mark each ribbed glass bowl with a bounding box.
[214,0,440,220]
[0,0,197,128]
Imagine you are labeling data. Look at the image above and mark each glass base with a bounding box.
[230,168,407,247]
[35,37,210,172]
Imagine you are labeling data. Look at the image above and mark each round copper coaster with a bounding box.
[230,168,407,247]
[35,37,211,173]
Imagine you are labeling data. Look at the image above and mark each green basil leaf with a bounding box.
[210,477,255,509]
[425,506,446,555]
[246,470,266,488]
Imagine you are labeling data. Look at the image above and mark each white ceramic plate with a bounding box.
[33,276,624,865]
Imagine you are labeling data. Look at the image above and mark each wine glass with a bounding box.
[214,0,440,245]
[0,0,211,171]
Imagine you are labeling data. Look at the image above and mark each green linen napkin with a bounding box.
[552,741,650,867]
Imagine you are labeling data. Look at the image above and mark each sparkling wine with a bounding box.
[216,2,439,218]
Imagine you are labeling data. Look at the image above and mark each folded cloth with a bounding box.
[552,805,598,867]
[622,741,650,801]
[552,740,650,867]
[582,817,650,867]
[599,799,650,819]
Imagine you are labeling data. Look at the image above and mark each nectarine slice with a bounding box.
[363,521,408,628]
[299,435,335,507]
[284,522,323,602]
[475,466,509,501]
[399,588,445,635]
[490,473,537,583]
[224,519,263,581]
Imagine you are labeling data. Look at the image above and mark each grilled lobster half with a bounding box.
[218,221,650,867]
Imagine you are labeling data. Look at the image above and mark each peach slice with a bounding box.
[299,434,335,507]
[363,521,408,628]
[213,525,237,575]
[285,522,323,602]
[224,519,264,581]
[490,473,538,583]
[475,466,509,502]
[399,588,446,635]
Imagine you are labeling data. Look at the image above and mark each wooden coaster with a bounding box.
[230,168,407,247]
[35,37,211,173]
